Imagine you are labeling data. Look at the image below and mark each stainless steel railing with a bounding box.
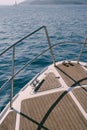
[77,35,87,63]
[0,26,55,108]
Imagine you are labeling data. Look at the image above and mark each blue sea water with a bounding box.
[0,4,87,112]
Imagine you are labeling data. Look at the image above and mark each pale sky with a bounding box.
[0,0,26,5]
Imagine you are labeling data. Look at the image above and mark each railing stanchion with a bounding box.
[77,35,87,63]
[10,46,15,108]
[44,26,56,66]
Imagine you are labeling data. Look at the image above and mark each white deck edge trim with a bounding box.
[15,111,20,130]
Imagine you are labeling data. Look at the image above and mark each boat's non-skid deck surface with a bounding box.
[0,62,87,130]
[20,91,87,130]
[0,111,16,130]
[56,62,87,87]
[35,72,61,92]
[73,87,87,113]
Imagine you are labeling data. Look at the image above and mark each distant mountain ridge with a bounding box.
[19,0,87,6]
[30,0,87,4]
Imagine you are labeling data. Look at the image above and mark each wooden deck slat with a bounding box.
[0,111,16,130]
[56,63,87,87]
[35,72,61,92]
[20,91,87,130]
[73,87,87,112]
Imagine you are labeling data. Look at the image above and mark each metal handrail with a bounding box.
[0,26,55,108]
[0,26,53,57]
[0,26,48,56]
[77,35,87,63]
[0,41,84,92]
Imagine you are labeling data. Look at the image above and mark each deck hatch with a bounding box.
[35,72,61,92]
